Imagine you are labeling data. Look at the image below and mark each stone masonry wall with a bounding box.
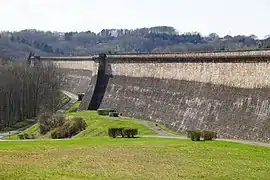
[109,62,270,88]
[53,59,270,142]
[99,75,270,142]
[59,68,93,94]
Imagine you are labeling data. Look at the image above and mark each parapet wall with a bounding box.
[109,62,270,88]
[47,53,270,142]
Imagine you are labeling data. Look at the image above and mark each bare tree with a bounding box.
[0,59,63,129]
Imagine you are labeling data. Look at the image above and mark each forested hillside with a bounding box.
[1,26,270,60]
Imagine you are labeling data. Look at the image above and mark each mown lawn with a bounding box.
[0,137,269,179]
[68,111,156,137]
[5,111,156,140]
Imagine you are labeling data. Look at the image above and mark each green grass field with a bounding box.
[68,111,156,137]
[5,110,157,140]
[1,101,270,179]
[0,137,269,179]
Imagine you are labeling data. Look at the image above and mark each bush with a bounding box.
[51,117,87,139]
[39,113,65,135]
[108,128,124,138]
[97,109,116,116]
[72,117,87,131]
[39,112,52,134]
[109,112,119,117]
[202,130,217,141]
[51,128,64,139]
[187,130,201,141]
[18,134,24,139]
[24,133,35,139]
[18,133,36,139]
[51,114,66,127]
[122,128,138,138]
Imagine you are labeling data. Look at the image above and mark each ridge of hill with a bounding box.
[1,26,270,60]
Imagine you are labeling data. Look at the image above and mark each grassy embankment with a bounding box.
[5,99,186,139]
[4,101,156,140]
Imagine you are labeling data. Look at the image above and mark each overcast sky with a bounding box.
[1,0,269,38]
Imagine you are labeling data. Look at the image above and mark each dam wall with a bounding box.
[46,53,270,142]
[59,68,92,94]
[53,61,98,94]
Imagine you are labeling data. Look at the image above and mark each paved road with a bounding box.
[142,128,270,148]
[57,90,78,113]
[0,126,30,139]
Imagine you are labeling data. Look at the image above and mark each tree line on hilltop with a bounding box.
[0,26,270,60]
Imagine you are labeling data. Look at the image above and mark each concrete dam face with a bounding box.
[51,53,270,142]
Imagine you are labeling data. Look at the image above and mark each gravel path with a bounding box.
[132,120,179,137]
[139,123,270,148]
[110,116,270,148]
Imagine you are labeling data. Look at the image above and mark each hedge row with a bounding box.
[97,109,121,117]
[97,109,116,116]
[108,128,138,138]
[187,130,217,141]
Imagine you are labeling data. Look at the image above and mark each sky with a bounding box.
[0,0,269,38]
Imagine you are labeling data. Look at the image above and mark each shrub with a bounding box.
[18,134,24,139]
[39,112,52,134]
[108,128,124,138]
[187,130,201,141]
[51,128,63,139]
[23,133,35,139]
[39,113,65,135]
[109,112,119,117]
[122,128,138,138]
[50,114,65,127]
[97,109,116,116]
[18,133,36,139]
[202,130,217,141]
[50,117,87,139]
[72,117,87,131]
